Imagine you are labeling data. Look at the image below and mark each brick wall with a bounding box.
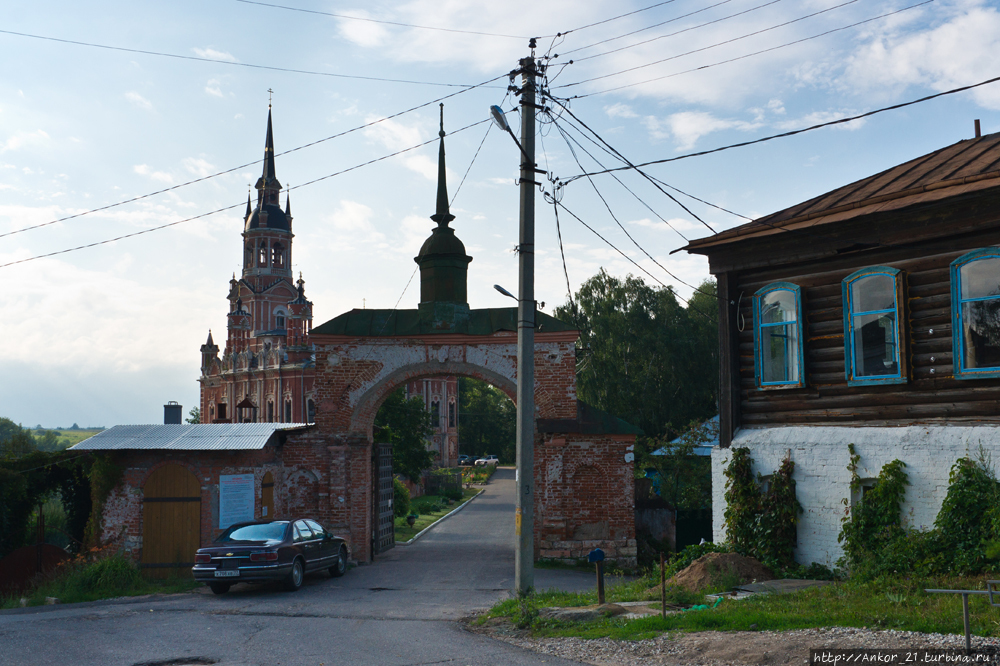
[711,425,1000,567]
[535,433,637,568]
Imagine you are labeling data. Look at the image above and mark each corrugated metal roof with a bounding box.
[69,423,311,451]
[685,132,1000,252]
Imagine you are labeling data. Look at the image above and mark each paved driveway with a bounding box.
[0,467,598,666]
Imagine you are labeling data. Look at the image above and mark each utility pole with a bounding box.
[514,45,539,597]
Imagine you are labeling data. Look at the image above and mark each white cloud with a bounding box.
[775,110,866,131]
[205,79,224,98]
[644,111,761,150]
[363,116,451,181]
[605,103,638,119]
[183,157,215,178]
[842,4,1000,109]
[336,12,390,48]
[125,92,153,110]
[1,129,50,153]
[192,47,238,62]
[133,164,173,183]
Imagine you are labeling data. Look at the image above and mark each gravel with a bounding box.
[471,624,1000,666]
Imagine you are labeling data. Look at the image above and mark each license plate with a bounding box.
[214,570,240,578]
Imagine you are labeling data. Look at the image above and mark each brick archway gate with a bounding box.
[288,318,639,566]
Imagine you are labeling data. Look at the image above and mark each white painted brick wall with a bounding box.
[711,425,1000,567]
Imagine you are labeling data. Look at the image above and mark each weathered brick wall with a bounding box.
[711,425,1000,567]
[535,434,637,568]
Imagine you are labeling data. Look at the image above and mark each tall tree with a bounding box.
[458,378,516,463]
[186,407,201,424]
[0,418,36,459]
[374,388,435,481]
[554,269,718,439]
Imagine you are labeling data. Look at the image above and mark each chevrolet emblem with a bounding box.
[226,553,233,557]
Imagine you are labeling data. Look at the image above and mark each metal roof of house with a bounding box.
[69,423,311,451]
[685,131,1000,253]
[652,415,718,457]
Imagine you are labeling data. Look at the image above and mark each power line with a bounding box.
[0,75,505,240]
[235,0,534,39]
[569,1,931,97]
[560,0,682,37]
[560,0,860,88]
[549,101,716,233]
[0,28,505,89]
[564,72,1000,181]
[554,200,716,321]
[553,108,750,220]
[573,0,787,63]
[551,119,720,301]
[560,0,738,57]
[0,119,490,270]
[451,124,492,206]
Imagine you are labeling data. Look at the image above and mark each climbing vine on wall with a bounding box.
[83,454,123,548]
[722,447,801,569]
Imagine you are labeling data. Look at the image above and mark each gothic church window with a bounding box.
[272,242,285,269]
[258,241,268,267]
[431,400,440,428]
[448,401,456,428]
[952,248,1000,379]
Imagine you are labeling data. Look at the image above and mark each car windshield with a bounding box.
[216,522,287,542]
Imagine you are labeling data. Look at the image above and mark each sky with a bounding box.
[2,0,999,428]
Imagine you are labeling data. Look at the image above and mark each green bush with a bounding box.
[413,500,443,514]
[442,488,463,502]
[393,478,410,518]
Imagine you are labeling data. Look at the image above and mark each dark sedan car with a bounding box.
[192,519,349,594]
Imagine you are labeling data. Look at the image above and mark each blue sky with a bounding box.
[2,0,998,427]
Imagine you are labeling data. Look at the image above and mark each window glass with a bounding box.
[760,320,799,383]
[844,270,902,382]
[760,290,796,324]
[851,274,895,312]
[304,520,325,538]
[852,312,899,377]
[293,521,314,542]
[217,522,287,542]
[960,257,1000,300]
[961,299,1000,369]
[754,285,802,387]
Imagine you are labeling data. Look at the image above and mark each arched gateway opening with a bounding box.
[280,114,640,565]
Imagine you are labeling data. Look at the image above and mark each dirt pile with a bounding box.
[667,552,774,592]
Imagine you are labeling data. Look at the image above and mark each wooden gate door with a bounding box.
[374,443,394,555]
[261,471,274,519]
[141,464,201,578]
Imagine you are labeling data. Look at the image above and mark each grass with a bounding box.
[1,554,200,609]
[480,574,1000,640]
[394,488,481,542]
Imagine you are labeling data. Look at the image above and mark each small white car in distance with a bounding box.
[475,455,499,467]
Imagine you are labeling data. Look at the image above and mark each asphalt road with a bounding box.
[0,468,606,666]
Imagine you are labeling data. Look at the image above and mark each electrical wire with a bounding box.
[560,0,738,57]
[554,200,716,321]
[550,101,715,233]
[552,119,720,300]
[569,1,931,97]
[573,0,787,63]
[450,124,492,207]
[560,0,860,88]
[559,0,682,37]
[0,119,490,270]
[563,71,1000,180]
[0,29,505,89]
[4,451,93,476]
[0,75,506,240]
[236,0,533,39]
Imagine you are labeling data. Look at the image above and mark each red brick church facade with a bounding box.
[198,110,318,425]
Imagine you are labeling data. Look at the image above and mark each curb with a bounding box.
[397,488,484,546]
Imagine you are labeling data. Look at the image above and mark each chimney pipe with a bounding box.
[975,119,981,138]
[164,401,182,425]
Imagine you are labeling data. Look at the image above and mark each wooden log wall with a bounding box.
[732,233,1000,428]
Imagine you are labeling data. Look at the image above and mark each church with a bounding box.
[198,110,460,466]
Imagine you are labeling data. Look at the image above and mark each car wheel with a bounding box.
[209,582,230,595]
[284,558,304,592]
[329,545,348,578]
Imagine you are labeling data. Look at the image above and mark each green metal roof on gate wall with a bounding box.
[311,306,577,337]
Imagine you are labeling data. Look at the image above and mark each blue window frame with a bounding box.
[753,282,805,388]
[951,248,1000,379]
[842,266,906,386]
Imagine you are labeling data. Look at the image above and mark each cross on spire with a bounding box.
[268,88,273,108]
